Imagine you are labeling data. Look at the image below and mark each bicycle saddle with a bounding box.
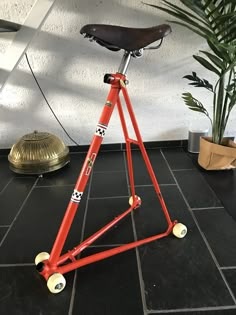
[80,24,171,52]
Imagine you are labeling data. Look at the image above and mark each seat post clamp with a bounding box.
[103,74,114,84]
[131,49,143,58]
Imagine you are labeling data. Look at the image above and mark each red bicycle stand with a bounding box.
[35,27,187,294]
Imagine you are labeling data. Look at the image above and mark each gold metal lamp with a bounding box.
[8,131,70,174]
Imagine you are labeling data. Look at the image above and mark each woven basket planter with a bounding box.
[198,137,236,170]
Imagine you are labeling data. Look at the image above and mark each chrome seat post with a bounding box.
[118,51,131,75]
[118,49,144,75]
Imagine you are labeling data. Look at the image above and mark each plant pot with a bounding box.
[198,137,236,170]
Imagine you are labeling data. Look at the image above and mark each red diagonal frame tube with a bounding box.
[39,73,176,281]
[57,226,173,275]
[48,74,123,267]
[120,85,173,226]
[116,96,136,200]
[57,203,138,266]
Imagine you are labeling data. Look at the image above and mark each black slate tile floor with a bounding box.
[0,227,8,242]
[0,147,236,314]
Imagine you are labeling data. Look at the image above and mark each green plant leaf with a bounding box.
[180,0,206,20]
[163,0,209,26]
[143,3,213,37]
[193,55,221,76]
[220,25,236,43]
[203,0,213,11]
[183,72,213,91]
[208,1,236,20]
[144,0,236,144]
[226,78,236,105]
[199,50,226,70]
[166,20,206,38]
[182,92,212,124]
[207,38,230,62]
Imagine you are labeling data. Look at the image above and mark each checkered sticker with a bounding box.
[71,190,83,203]
[95,123,107,138]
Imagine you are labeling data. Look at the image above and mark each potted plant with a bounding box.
[145,0,236,170]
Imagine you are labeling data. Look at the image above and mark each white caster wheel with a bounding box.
[129,195,141,207]
[47,273,66,294]
[172,223,187,239]
[35,252,50,265]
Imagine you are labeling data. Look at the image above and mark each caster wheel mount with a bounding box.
[172,223,187,238]
[129,195,141,209]
[47,273,66,294]
[35,252,50,265]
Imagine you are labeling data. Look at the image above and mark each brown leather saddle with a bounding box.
[80,24,171,52]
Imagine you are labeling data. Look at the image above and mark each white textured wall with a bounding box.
[1,0,236,148]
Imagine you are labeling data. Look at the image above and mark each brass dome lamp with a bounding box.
[8,131,70,174]
[1,20,70,174]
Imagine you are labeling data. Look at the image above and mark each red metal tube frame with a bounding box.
[38,72,177,281]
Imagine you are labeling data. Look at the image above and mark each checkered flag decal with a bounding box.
[71,190,83,203]
[95,123,107,138]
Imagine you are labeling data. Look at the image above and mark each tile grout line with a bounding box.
[0,144,187,157]
[147,304,236,314]
[160,148,236,305]
[69,151,88,155]
[88,244,124,248]
[68,269,78,315]
[173,168,223,208]
[93,170,125,174]
[68,167,94,315]
[68,145,187,156]
[171,168,196,171]
[121,146,186,152]
[0,176,40,248]
[14,176,37,179]
[0,177,14,194]
[129,184,177,188]
[123,150,148,315]
[35,180,91,189]
[35,184,76,188]
[220,266,236,270]
[69,148,122,154]
[192,206,225,211]
[89,195,129,200]
[0,263,34,267]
